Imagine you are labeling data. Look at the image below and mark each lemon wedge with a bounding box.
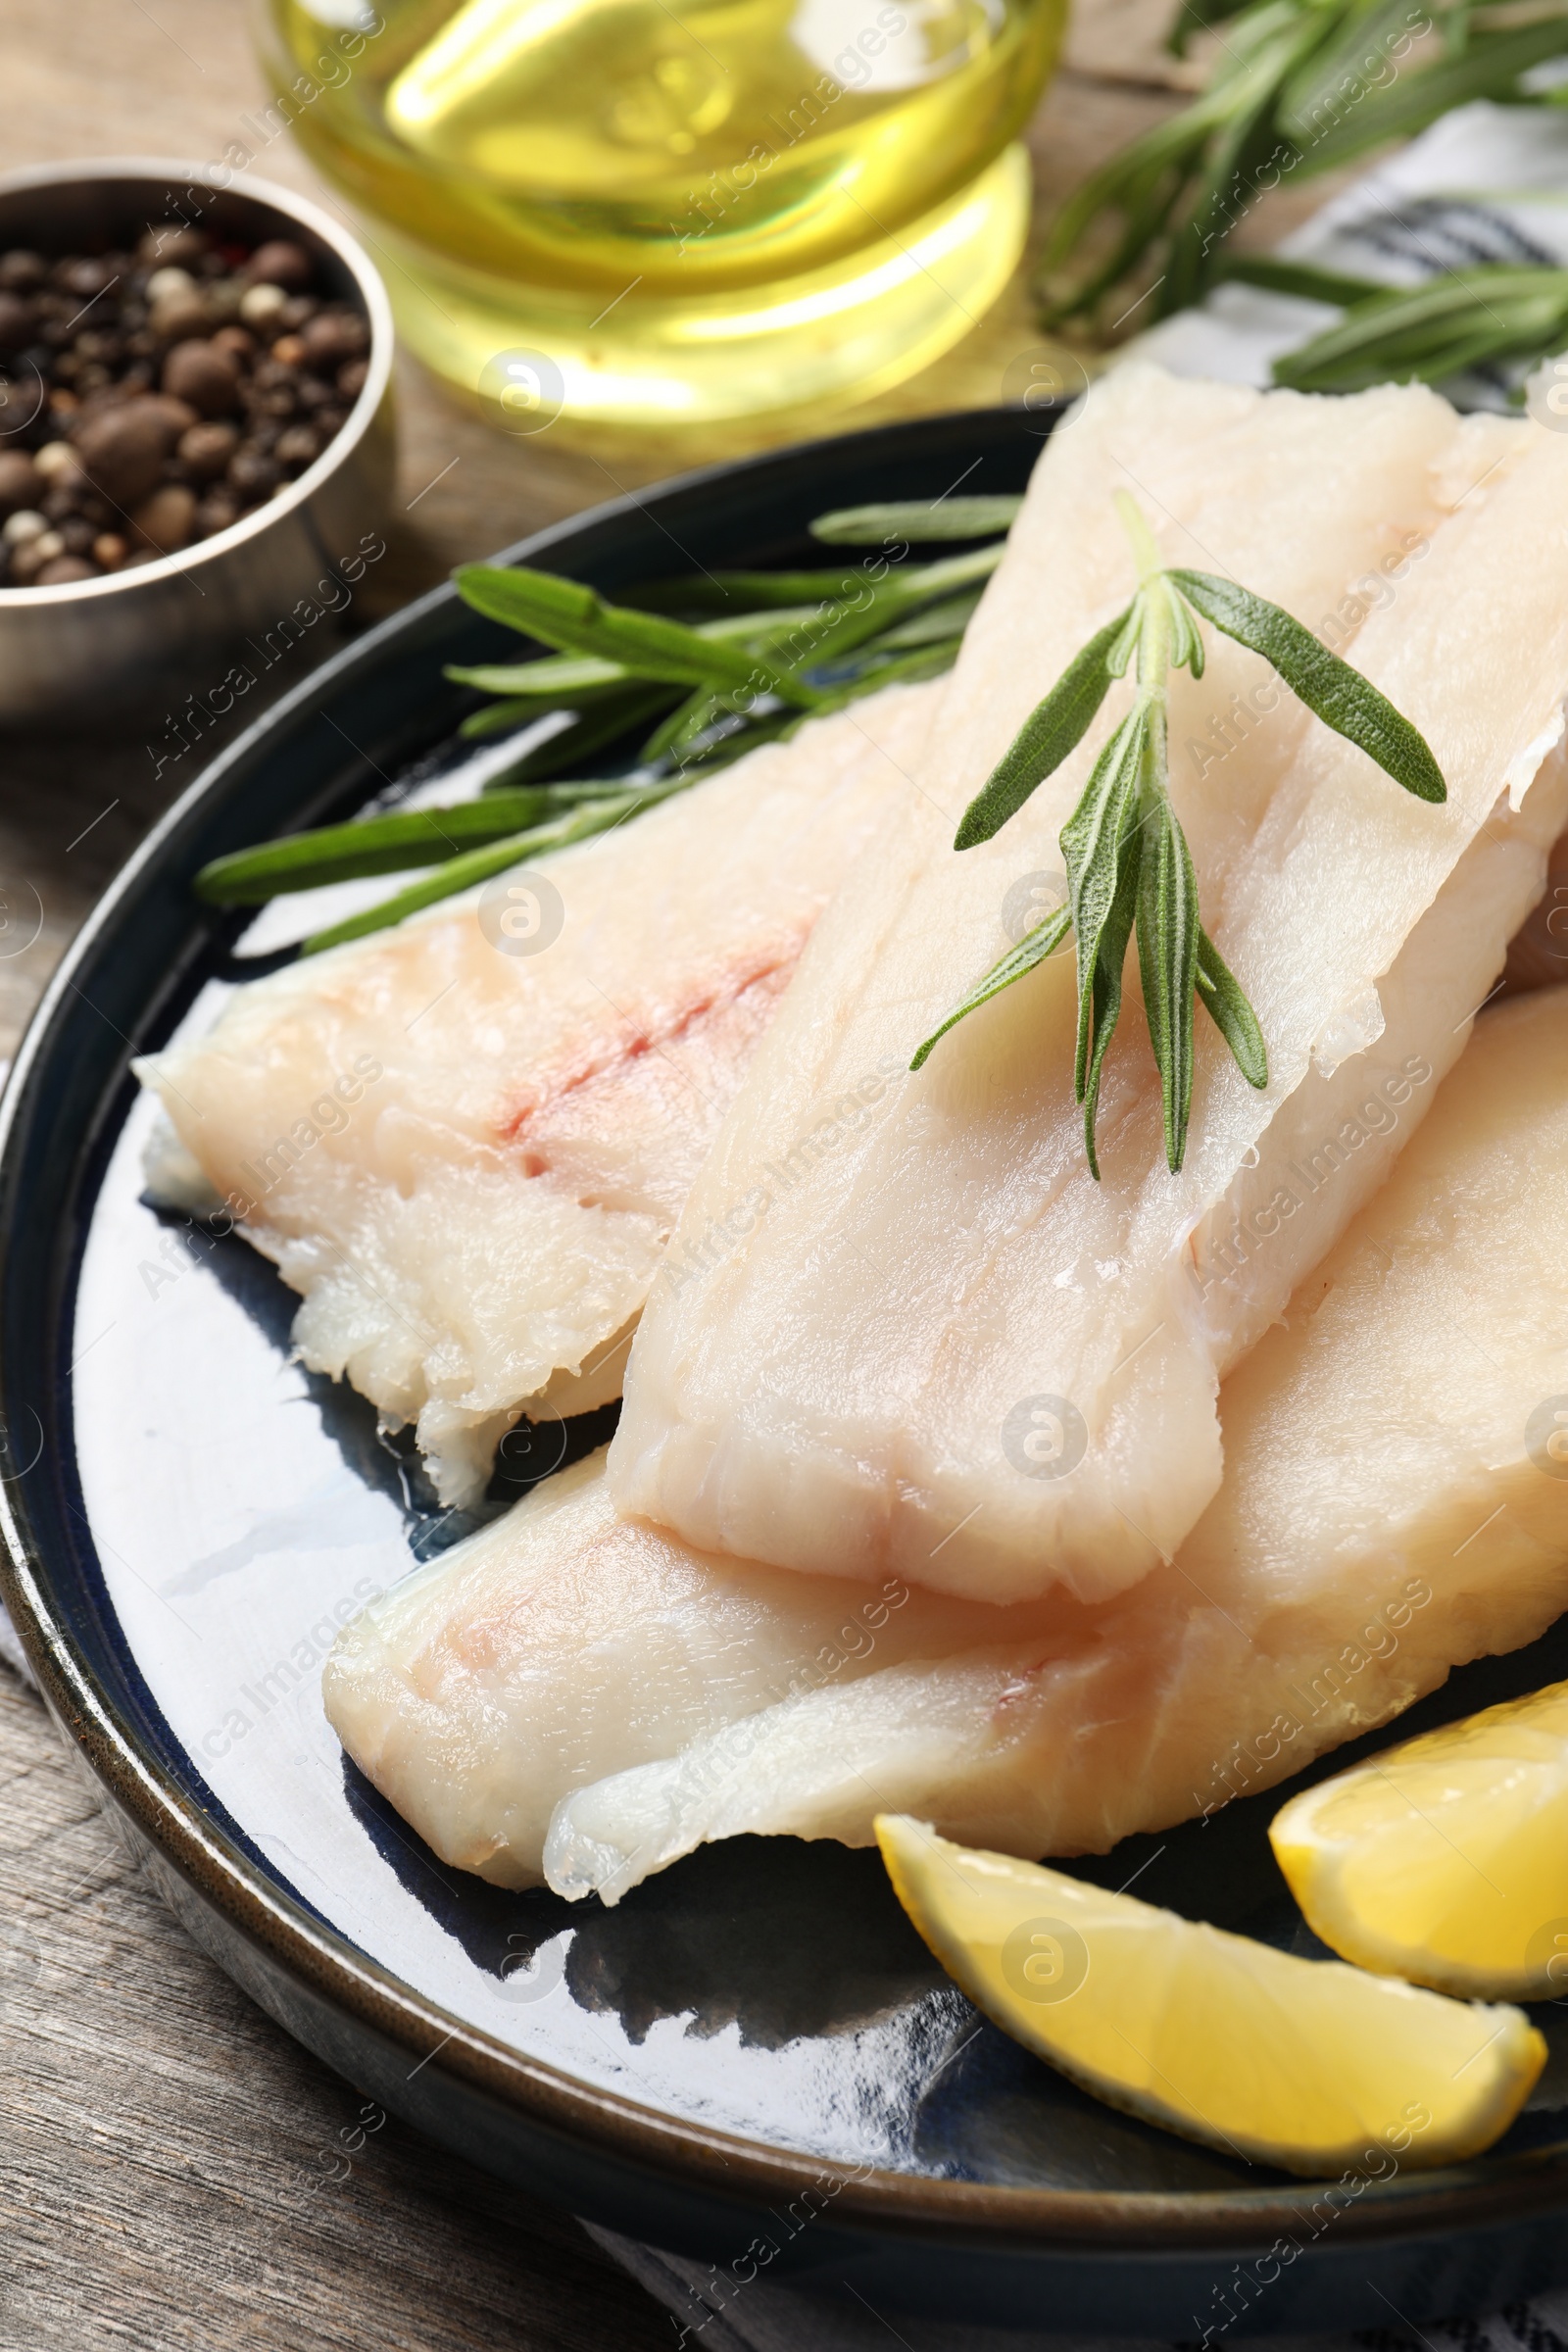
[875,1814,1544,2176]
[1271,1679,1568,2000]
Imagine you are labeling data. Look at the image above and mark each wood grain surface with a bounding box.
[0,2,1343,2341]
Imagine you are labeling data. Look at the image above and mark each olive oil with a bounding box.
[257,0,1065,422]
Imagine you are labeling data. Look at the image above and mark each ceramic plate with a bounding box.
[6,408,1568,2338]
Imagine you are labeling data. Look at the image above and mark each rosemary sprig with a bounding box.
[912,495,1445,1177]
[1034,0,1568,331]
[202,502,1019,953]
[1266,262,1568,391]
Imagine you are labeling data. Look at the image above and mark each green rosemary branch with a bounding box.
[197,501,1017,948]
[1033,0,1568,333]
[911,495,1444,1177]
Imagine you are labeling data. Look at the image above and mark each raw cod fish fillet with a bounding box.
[133,683,935,1507]
[610,365,1568,1606]
[323,989,1568,1902]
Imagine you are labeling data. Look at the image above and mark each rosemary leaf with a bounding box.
[454,564,825,708]
[445,652,631,697]
[1197,927,1268,1088]
[302,788,679,956]
[626,566,895,612]
[1277,0,1434,142]
[1063,705,1151,1100]
[1169,570,1446,801]
[196,791,568,903]
[1302,14,1568,177]
[1081,806,1144,1179]
[809,497,1022,545]
[1218,256,1385,308]
[642,684,748,763]
[909,904,1073,1071]
[1136,771,1201,1172]
[955,608,1134,851]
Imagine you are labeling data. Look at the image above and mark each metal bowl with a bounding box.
[0,159,396,727]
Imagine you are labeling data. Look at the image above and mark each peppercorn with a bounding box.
[0,220,372,587]
[227,447,279,500]
[274,422,322,471]
[0,292,33,350]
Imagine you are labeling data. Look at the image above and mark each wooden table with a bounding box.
[0,6,1337,2340]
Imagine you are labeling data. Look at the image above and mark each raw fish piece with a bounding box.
[325,990,1568,1900]
[323,1448,1006,1888]
[609,368,1568,1605]
[552,988,1568,1899]
[134,684,935,1506]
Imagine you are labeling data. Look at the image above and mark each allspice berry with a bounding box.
[162,338,240,416]
[131,482,197,552]
[301,310,368,368]
[274,422,322,471]
[177,420,239,479]
[136,225,209,270]
[74,395,185,508]
[0,249,46,291]
[246,239,313,290]
[35,554,96,584]
[139,394,199,439]
[0,449,41,518]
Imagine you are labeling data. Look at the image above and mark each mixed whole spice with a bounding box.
[0,222,370,588]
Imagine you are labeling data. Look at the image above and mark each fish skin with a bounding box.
[133,683,935,1506]
[320,987,1568,1904]
[548,988,1568,1902]
[607,369,1568,1606]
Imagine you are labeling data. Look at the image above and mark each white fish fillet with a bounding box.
[609,367,1568,1605]
[133,683,935,1506]
[324,989,1568,1902]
